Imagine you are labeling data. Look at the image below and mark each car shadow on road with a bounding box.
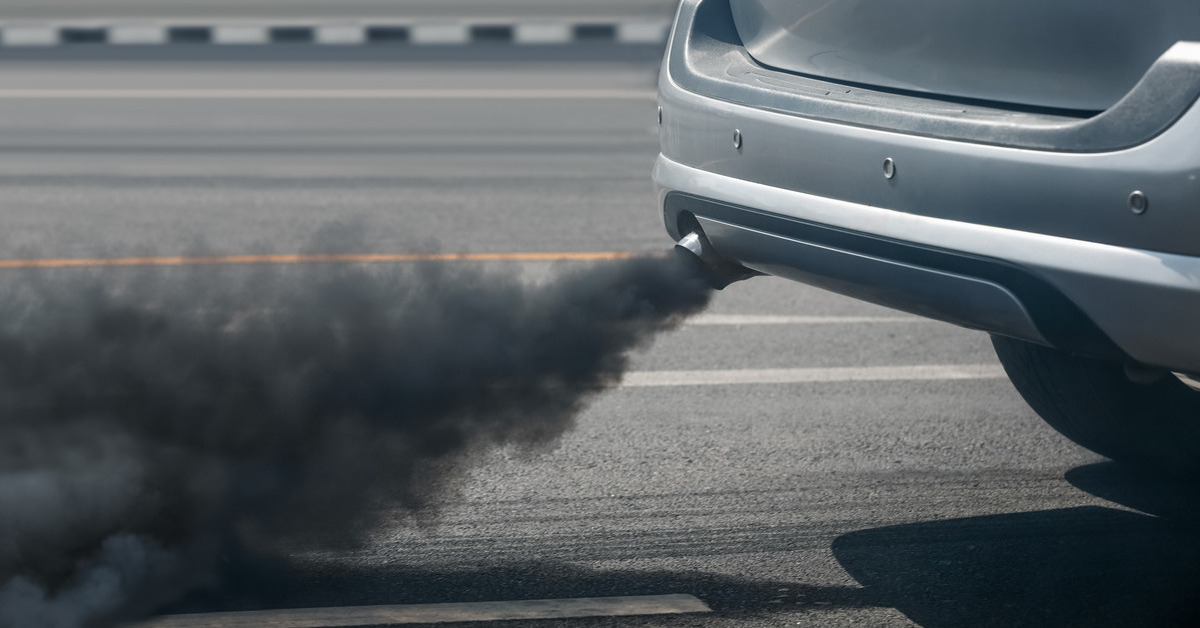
[832,462,1200,627]
[156,462,1200,626]
[1065,461,1200,525]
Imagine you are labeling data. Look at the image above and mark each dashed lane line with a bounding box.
[128,594,711,627]
[0,20,672,48]
[687,314,925,325]
[621,364,1007,387]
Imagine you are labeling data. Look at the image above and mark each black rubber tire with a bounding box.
[991,334,1200,478]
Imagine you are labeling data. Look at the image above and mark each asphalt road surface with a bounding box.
[1,59,1199,627]
[0,0,678,21]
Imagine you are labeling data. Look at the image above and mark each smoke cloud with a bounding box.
[0,252,712,627]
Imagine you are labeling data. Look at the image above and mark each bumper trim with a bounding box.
[667,192,1117,360]
[695,214,1049,345]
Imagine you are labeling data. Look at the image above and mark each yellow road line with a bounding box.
[0,251,639,269]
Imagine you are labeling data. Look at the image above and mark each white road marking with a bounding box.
[411,23,469,45]
[516,23,572,44]
[622,364,1007,387]
[0,20,670,47]
[315,24,365,45]
[128,594,710,627]
[109,24,168,45]
[213,25,268,45]
[686,314,926,326]
[0,88,656,100]
[617,21,670,43]
[1,25,57,46]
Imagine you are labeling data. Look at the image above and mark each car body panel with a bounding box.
[660,0,1200,257]
[668,0,1200,154]
[730,0,1200,112]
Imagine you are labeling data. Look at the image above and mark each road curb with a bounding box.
[0,19,670,47]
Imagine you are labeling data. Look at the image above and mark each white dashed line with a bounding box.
[686,314,926,326]
[1,25,57,46]
[411,23,470,45]
[617,21,670,44]
[129,594,711,627]
[213,25,268,44]
[0,19,671,47]
[622,364,1007,387]
[516,22,573,44]
[109,24,168,45]
[314,24,365,45]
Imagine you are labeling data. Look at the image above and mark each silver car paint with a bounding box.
[730,0,1200,112]
[661,30,1200,256]
[656,0,1200,373]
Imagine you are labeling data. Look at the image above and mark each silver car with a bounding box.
[658,0,1200,476]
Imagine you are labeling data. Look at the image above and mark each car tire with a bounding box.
[991,334,1200,478]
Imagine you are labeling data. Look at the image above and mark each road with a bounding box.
[1,60,1198,627]
[0,0,678,21]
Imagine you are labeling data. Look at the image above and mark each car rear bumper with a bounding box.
[657,159,1200,373]
[655,0,1200,373]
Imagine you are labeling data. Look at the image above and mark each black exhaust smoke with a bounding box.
[0,251,713,627]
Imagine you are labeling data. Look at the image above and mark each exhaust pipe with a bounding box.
[674,231,761,290]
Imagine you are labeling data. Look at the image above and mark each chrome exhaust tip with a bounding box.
[674,231,761,290]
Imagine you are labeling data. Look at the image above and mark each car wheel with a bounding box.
[991,334,1200,478]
